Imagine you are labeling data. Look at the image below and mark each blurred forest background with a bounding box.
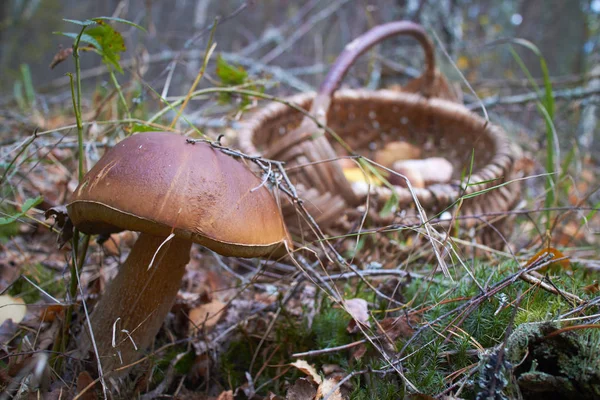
[1,0,599,151]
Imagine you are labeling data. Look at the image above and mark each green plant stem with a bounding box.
[67,73,84,183]
[53,229,90,371]
[170,19,218,128]
[52,24,91,371]
[70,25,87,182]
[109,67,132,126]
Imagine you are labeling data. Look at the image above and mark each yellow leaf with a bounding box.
[456,55,470,70]
[342,167,384,186]
[525,247,570,273]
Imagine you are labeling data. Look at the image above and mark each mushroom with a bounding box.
[390,157,454,188]
[69,132,290,371]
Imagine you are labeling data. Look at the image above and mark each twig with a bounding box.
[292,339,366,358]
[466,86,600,111]
[238,0,322,57]
[258,0,353,65]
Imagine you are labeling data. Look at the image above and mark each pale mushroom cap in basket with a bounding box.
[68,131,290,258]
[239,89,519,211]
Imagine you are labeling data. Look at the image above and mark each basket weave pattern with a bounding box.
[239,89,521,247]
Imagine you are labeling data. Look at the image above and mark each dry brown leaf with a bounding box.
[316,378,343,400]
[290,360,322,385]
[216,390,234,400]
[525,247,570,273]
[189,300,226,334]
[378,316,417,343]
[285,377,318,400]
[76,371,98,400]
[351,343,367,360]
[36,318,61,350]
[343,298,370,334]
[40,304,65,323]
[49,46,73,69]
[583,281,600,295]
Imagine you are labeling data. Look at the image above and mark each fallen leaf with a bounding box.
[316,378,343,400]
[189,300,226,334]
[290,360,322,385]
[0,295,26,325]
[378,316,417,351]
[525,247,570,273]
[343,298,370,334]
[36,318,61,350]
[583,281,599,295]
[44,205,73,247]
[351,343,367,360]
[76,371,98,400]
[321,364,343,375]
[216,390,234,400]
[285,377,317,400]
[40,304,65,323]
[378,316,416,341]
[49,46,74,69]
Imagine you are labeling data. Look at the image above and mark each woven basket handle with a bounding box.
[310,21,436,123]
[265,22,437,207]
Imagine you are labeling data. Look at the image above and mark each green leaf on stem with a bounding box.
[0,196,43,225]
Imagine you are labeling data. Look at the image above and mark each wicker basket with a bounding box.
[238,22,521,250]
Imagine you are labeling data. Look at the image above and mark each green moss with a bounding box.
[312,306,352,352]
[220,339,255,389]
[350,374,402,400]
[214,261,600,397]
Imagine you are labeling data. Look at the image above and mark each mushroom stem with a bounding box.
[79,232,192,372]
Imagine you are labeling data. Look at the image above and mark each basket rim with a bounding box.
[238,89,520,210]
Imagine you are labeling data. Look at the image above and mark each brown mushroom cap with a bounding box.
[68,132,290,258]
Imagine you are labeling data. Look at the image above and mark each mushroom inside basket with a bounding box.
[239,21,522,254]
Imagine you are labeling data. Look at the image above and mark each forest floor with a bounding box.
[1,12,600,400]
